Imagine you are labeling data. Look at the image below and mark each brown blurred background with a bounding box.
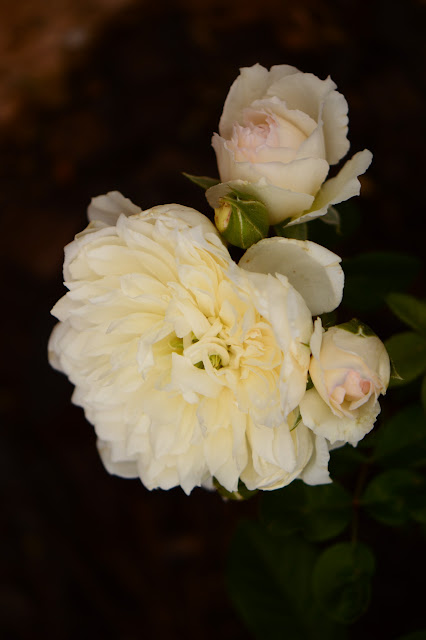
[1,1,425,638]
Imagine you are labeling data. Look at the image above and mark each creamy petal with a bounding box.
[300,388,380,446]
[300,433,331,485]
[289,149,373,226]
[219,64,299,138]
[267,73,337,121]
[239,237,344,315]
[322,89,350,164]
[88,191,142,225]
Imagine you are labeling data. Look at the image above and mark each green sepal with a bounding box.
[274,221,308,240]
[182,172,220,190]
[213,477,258,501]
[217,189,269,249]
[336,318,376,337]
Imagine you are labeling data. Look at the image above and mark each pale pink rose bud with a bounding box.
[300,319,390,446]
[206,63,373,228]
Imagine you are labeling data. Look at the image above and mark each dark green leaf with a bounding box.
[362,469,426,526]
[227,521,346,640]
[373,404,426,469]
[182,172,219,190]
[312,542,375,624]
[260,480,352,542]
[342,252,421,312]
[329,443,367,479]
[385,332,426,386]
[387,293,426,336]
[274,221,308,240]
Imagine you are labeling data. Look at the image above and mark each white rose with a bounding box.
[300,319,390,446]
[206,63,372,226]
[49,192,334,494]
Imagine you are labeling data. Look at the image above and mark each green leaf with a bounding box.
[328,443,367,479]
[361,469,426,526]
[260,480,352,542]
[342,252,421,312]
[387,293,426,336]
[372,404,426,469]
[312,542,375,625]
[385,332,426,386]
[182,172,219,190]
[274,221,308,240]
[227,521,346,640]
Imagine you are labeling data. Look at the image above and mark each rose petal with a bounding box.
[331,328,391,387]
[300,387,381,446]
[300,433,331,485]
[295,123,327,161]
[288,149,373,226]
[321,88,350,164]
[219,64,299,138]
[247,157,329,196]
[97,439,139,478]
[250,97,318,138]
[267,72,337,121]
[214,133,330,197]
[88,191,142,225]
[239,237,344,315]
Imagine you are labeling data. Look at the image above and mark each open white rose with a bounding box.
[300,319,390,446]
[206,63,372,226]
[49,192,333,494]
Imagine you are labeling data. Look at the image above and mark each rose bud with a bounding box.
[300,319,390,446]
[207,63,372,228]
[214,189,269,249]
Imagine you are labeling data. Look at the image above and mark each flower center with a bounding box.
[169,314,281,378]
[330,370,372,405]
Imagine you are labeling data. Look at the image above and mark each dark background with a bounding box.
[1,1,425,638]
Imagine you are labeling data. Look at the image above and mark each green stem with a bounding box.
[351,461,370,544]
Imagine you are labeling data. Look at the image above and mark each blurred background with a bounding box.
[1,0,425,638]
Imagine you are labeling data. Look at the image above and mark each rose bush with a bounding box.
[206,63,372,226]
[300,319,390,446]
[49,192,341,494]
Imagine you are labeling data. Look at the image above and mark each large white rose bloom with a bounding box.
[49,193,335,494]
[207,63,372,226]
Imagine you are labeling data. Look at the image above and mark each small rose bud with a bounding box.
[300,318,390,446]
[214,201,232,233]
[214,189,269,249]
